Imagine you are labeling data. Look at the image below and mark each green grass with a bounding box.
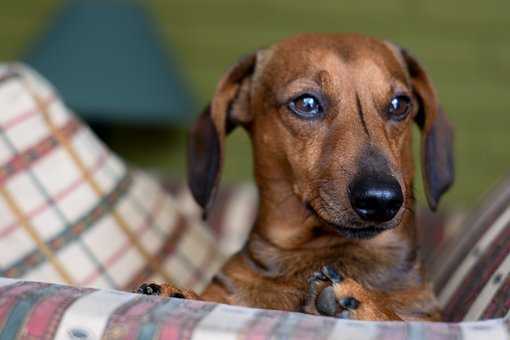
[2,0,509,209]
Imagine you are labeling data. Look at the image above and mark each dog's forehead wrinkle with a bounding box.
[355,94,370,138]
[316,69,338,92]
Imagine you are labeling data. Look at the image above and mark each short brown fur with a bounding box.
[147,33,454,321]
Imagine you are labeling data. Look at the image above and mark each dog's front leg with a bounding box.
[136,283,200,300]
[303,266,402,321]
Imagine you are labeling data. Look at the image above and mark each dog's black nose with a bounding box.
[349,176,403,222]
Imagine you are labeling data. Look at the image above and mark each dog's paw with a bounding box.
[304,266,361,318]
[136,283,163,296]
[135,282,198,299]
[304,266,401,320]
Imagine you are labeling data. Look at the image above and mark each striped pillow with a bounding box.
[1,278,509,340]
[432,176,510,321]
[0,63,225,293]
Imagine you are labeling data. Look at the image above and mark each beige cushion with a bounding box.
[0,63,225,292]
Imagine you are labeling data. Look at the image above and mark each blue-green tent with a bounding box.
[25,0,195,126]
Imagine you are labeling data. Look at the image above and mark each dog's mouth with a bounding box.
[327,224,387,239]
[306,203,390,240]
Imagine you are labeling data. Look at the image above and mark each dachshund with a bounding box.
[138,33,454,321]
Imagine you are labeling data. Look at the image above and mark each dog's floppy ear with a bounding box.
[400,48,454,210]
[187,53,257,216]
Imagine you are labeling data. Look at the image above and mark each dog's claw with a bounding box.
[136,283,161,296]
[308,271,327,284]
[321,265,343,284]
[170,292,185,299]
[338,297,359,310]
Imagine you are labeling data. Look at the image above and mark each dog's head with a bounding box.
[188,33,454,239]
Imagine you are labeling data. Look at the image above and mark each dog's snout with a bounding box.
[349,176,403,223]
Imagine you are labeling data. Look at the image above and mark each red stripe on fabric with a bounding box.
[159,324,180,340]
[0,298,17,330]
[481,275,510,319]
[3,111,36,130]
[443,222,510,321]
[0,118,80,187]
[23,286,92,339]
[79,192,165,286]
[1,95,56,130]
[24,292,71,338]
[0,147,107,239]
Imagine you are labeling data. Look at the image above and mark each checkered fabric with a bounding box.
[0,278,508,340]
[166,183,258,256]
[0,63,225,293]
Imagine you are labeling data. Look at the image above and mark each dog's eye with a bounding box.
[288,94,323,119]
[388,95,412,120]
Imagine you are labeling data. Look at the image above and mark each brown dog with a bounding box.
[138,33,454,321]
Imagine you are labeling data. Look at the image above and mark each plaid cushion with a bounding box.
[0,278,508,340]
[0,63,225,293]
[431,176,510,321]
[166,183,257,256]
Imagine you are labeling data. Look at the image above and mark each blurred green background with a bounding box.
[1,0,508,209]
